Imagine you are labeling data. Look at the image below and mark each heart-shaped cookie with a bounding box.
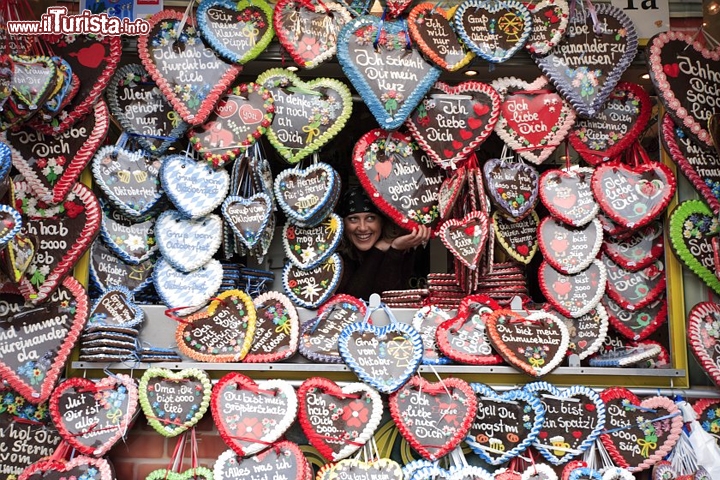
[439,210,489,269]
[138,10,242,125]
[153,257,223,316]
[89,240,156,295]
[298,294,366,362]
[539,167,598,227]
[486,309,569,377]
[599,387,682,472]
[602,294,667,342]
[338,320,423,394]
[0,204,22,251]
[283,253,342,309]
[538,217,603,275]
[569,82,652,165]
[222,193,273,251]
[160,154,230,219]
[539,259,607,318]
[648,31,720,147]
[438,167,467,220]
[412,305,451,365]
[553,304,609,360]
[212,373,297,457]
[389,376,476,461]
[688,302,720,387]
[197,0,275,65]
[589,341,663,368]
[5,100,109,205]
[693,398,720,434]
[453,0,532,63]
[662,114,720,214]
[257,68,353,164]
[5,55,56,127]
[214,441,307,480]
[466,383,545,465]
[602,221,663,272]
[320,458,403,480]
[337,16,441,130]
[493,210,539,264]
[13,181,101,304]
[436,294,504,364]
[87,286,144,330]
[100,206,157,265]
[492,76,576,165]
[406,81,500,169]
[188,83,275,169]
[524,382,606,465]
[274,0,352,69]
[525,0,569,55]
[145,468,214,480]
[353,129,443,229]
[91,145,164,219]
[139,367,212,437]
[534,4,638,118]
[156,211,223,273]
[49,374,138,457]
[245,291,299,363]
[107,63,189,156]
[176,289,256,362]
[2,232,35,284]
[19,456,113,480]
[592,160,676,230]
[274,162,338,226]
[297,377,383,461]
[602,254,666,311]
[483,158,539,219]
[283,214,342,270]
[408,4,474,72]
[0,277,88,403]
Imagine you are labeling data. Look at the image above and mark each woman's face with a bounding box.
[344,212,382,251]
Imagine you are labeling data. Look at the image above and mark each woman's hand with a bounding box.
[390,225,432,251]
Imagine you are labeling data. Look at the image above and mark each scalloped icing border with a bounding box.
[88,285,144,329]
[693,397,720,428]
[449,465,494,480]
[19,456,114,480]
[568,468,602,480]
[273,0,352,69]
[0,204,22,249]
[152,257,223,316]
[160,154,230,219]
[412,305,452,365]
[138,367,212,438]
[211,373,297,457]
[492,210,539,264]
[197,0,276,65]
[405,80,501,169]
[337,17,441,131]
[490,76,575,165]
[466,382,545,466]
[439,210,489,269]
[176,289,257,363]
[282,213,343,270]
[145,467,214,480]
[273,162,338,225]
[600,467,636,480]
[214,442,307,480]
[8,55,56,110]
[537,217,603,274]
[138,9,242,125]
[155,211,223,273]
[49,373,138,456]
[588,343,661,367]
[483,158,540,219]
[257,68,353,163]
[538,166,599,227]
[539,259,607,319]
[648,31,720,147]
[525,0,570,55]
[222,193,273,250]
[282,253,342,309]
[106,63,189,156]
[245,290,299,363]
[522,463,558,480]
[453,0,533,64]
[297,377,383,461]
[99,207,158,265]
[6,100,109,206]
[524,381,606,466]
[407,3,474,72]
[688,301,720,387]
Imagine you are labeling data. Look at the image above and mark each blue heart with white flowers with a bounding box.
[88,286,145,329]
[453,0,532,64]
[91,145,165,219]
[221,193,273,250]
[0,204,22,251]
[160,154,230,219]
[337,16,441,130]
[153,257,223,316]
[274,163,337,226]
[467,383,545,466]
[523,381,606,465]
[282,253,342,309]
[338,320,423,394]
[155,210,223,273]
[100,204,158,265]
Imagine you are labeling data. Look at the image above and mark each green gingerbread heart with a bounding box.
[145,467,214,480]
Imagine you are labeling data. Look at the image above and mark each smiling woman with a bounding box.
[335,186,430,300]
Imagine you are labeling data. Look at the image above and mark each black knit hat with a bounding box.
[339,186,379,217]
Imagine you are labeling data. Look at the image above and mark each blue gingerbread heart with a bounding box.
[221,193,273,250]
[155,210,223,273]
[274,163,338,226]
[153,257,223,316]
[87,286,145,330]
[100,203,158,265]
[0,204,22,252]
[160,154,230,219]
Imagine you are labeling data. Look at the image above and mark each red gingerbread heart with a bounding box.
[438,211,489,269]
[539,167,598,227]
[688,302,720,387]
[436,295,503,365]
[538,259,607,318]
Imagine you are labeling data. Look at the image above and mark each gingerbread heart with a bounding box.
[599,387,682,472]
[274,162,338,226]
[176,289,256,362]
[538,217,603,275]
[298,294,366,363]
[153,258,223,316]
[483,158,539,219]
[412,305,451,365]
[467,383,545,465]
[390,376,476,461]
[592,161,675,230]
[89,240,155,295]
[569,82,652,165]
[439,210,489,269]
[49,374,138,457]
[602,254,665,311]
[139,367,212,437]
[0,277,88,404]
[486,309,569,377]
[160,154,230,219]
[539,167,598,227]
[283,254,342,309]
[138,10,242,125]
[525,0,569,55]
[214,441,307,480]
[492,76,575,165]
[693,398,720,434]
[408,4,474,72]
[156,211,223,273]
[553,304,609,360]
[282,214,342,270]
[87,286,144,330]
[5,100,109,205]
[589,340,664,368]
[438,167,466,220]
[297,377,383,461]
[602,221,663,272]
[321,459,403,480]
[648,31,720,147]
[353,129,443,229]
[212,373,297,457]
[245,291,299,363]
[493,210,539,264]
[14,181,100,304]
[19,456,113,480]
[222,194,273,250]
[406,81,500,169]
[5,55,56,125]
[524,382,606,465]
[0,204,22,251]
[602,294,667,342]
[337,16,441,130]
[539,259,607,318]
[688,302,720,387]
[2,232,35,284]
[145,468,214,480]
[100,206,157,265]
[257,68,353,164]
